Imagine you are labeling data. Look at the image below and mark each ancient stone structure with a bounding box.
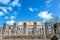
[0,21,43,37]
[0,21,60,40]
[17,21,42,35]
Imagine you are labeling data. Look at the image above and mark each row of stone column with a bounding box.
[2,22,42,36]
[44,22,60,38]
[23,22,39,35]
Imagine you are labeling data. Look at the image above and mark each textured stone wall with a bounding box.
[2,39,50,40]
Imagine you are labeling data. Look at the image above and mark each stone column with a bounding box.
[44,22,49,38]
[53,23,59,38]
[32,22,37,35]
[51,25,55,35]
[56,23,60,38]
[57,23,60,34]
[58,23,60,38]
[43,26,46,40]
[13,23,17,35]
[23,22,26,35]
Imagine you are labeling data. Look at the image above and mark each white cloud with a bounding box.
[11,0,21,7]
[5,15,16,20]
[29,7,38,12]
[29,8,34,12]
[0,0,10,5]
[46,0,51,3]
[0,0,21,16]
[45,0,52,8]
[5,16,15,25]
[0,7,8,14]
[6,20,15,25]
[0,0,21,7]
[7,7,12,11]
[38,11,52,20]
[10,16,15,19]
[0,11,4,16]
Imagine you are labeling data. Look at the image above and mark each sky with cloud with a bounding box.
[0,0,60,26]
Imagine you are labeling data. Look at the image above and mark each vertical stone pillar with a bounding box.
[59,23,60,34]
[0,27,2,40]
[40,28,41,35]
[56,23,59,38]
[44,22,49,37]
[51,26,54,35]
[3,23,9,36]
[54,23,59,37]
[2,23,8,40]
[32,22,37,35]
[42,26,45,35]
[54,23,57,34]
[57,23,60,34]
[13,23,16,35]
[43,26,46,40]
[23,22,26,35]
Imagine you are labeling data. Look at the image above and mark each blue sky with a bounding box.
[0,0,60,26]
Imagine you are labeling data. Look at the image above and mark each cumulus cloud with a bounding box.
[11,0,21,7]
[0,0,21,26]
[10,16,15,19]
[46,0,51,3]
[0,11,4,16]
[45,0,52,8]
[0,0,21,15]
[29,7,38,12]
[0,0,10,5]
[0,7,8,14]
[6,20,15,25]
[29,8,34,12]
[0,0,21,7]
[5,16,15,19]
[38,11,52,22]
[7,7,12,11]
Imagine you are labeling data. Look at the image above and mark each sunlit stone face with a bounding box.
[17,21,42,29]
[18,22,24,25]
[37,22,42,25]
[27,21,34,25]
[18,21,42,26]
